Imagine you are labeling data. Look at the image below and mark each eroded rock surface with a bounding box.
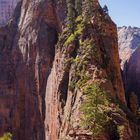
[118,26,140,69]
[118,27,140,107]
[0,0,139,140]
[0,0,65,139]
[0,0,19,26]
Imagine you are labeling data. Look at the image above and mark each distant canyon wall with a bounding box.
[118,26,140,110]
[0,0,19,26]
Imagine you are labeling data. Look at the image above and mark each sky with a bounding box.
[99,0,140,27]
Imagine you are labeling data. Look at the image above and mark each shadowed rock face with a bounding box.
[118,27,140,108]
[0,0,139,140]
[123,47,140,106]
[0,0,19,26]
[0,0,65,139]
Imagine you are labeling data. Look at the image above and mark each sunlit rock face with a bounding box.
[118,26,140,69]
[0,0,19,26]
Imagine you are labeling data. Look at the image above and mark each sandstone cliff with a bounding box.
[0,0,140,140]
[118,26,140,69]
[118,26,140,111]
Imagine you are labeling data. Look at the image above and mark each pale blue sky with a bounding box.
[99,0,140,27]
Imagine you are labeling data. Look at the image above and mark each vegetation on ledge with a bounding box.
[0,133,12,140]
[80,82,112,137]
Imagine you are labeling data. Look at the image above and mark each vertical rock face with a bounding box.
[44,1,127,140]
[118,27,140,140]
[123,47,140,106]
[0,0,139,140]
[0,0,19,26]
[0,0,66,139]
[118,26,140,69]
[118,27,140,107]
[0,1,22,137]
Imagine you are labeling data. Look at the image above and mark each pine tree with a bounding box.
[80,83,111,136]
[66,0,76,33]
[82,0,97,21]
[103,5,109,14]
[75,0,82,15]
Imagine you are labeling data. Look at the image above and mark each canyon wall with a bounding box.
[0,0,140,140]
[118,26,140,69]
[0,0,19,26]
[118,27,140,110]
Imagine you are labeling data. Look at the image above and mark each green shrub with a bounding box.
[64,16,85,46]
[0,133,12,140]
[74,16,85,36]
[64,33,76,46]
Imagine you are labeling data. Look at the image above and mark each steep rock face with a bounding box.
[123,47,140,106]
[0,2,21,135]
[44,1,127,140]
[0,0,139,140]
[118,27,140,107]
[118,26,140,69]
[0,0,66,139]
[0,0,19,26]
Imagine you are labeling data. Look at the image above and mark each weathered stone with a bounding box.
[0,0,139,140]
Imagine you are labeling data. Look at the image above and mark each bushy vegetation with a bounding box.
[80,82,111,136]
[64,34,76,46]
[64,15,85,46]
[0,133,12,140]
[65,0,97,46]
[68,38,99,92]
[66,0,76,33]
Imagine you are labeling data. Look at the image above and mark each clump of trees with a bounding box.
[65,0,99,46]
[66,0,76,33]
[66,0,98,32]
[75,0,82,15]
[80,82,111,137]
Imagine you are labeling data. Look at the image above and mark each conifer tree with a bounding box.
[103,5,109,14]
[75,0,82,15]
[83,0,98,21]
[66,0,76,33]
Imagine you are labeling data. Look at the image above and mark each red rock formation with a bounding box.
[0,0,139,140]
[0,0,63,139]
[44,1,127,140]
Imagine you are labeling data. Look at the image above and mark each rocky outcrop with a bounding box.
[44,1,127,139]
[0,0,139,140]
